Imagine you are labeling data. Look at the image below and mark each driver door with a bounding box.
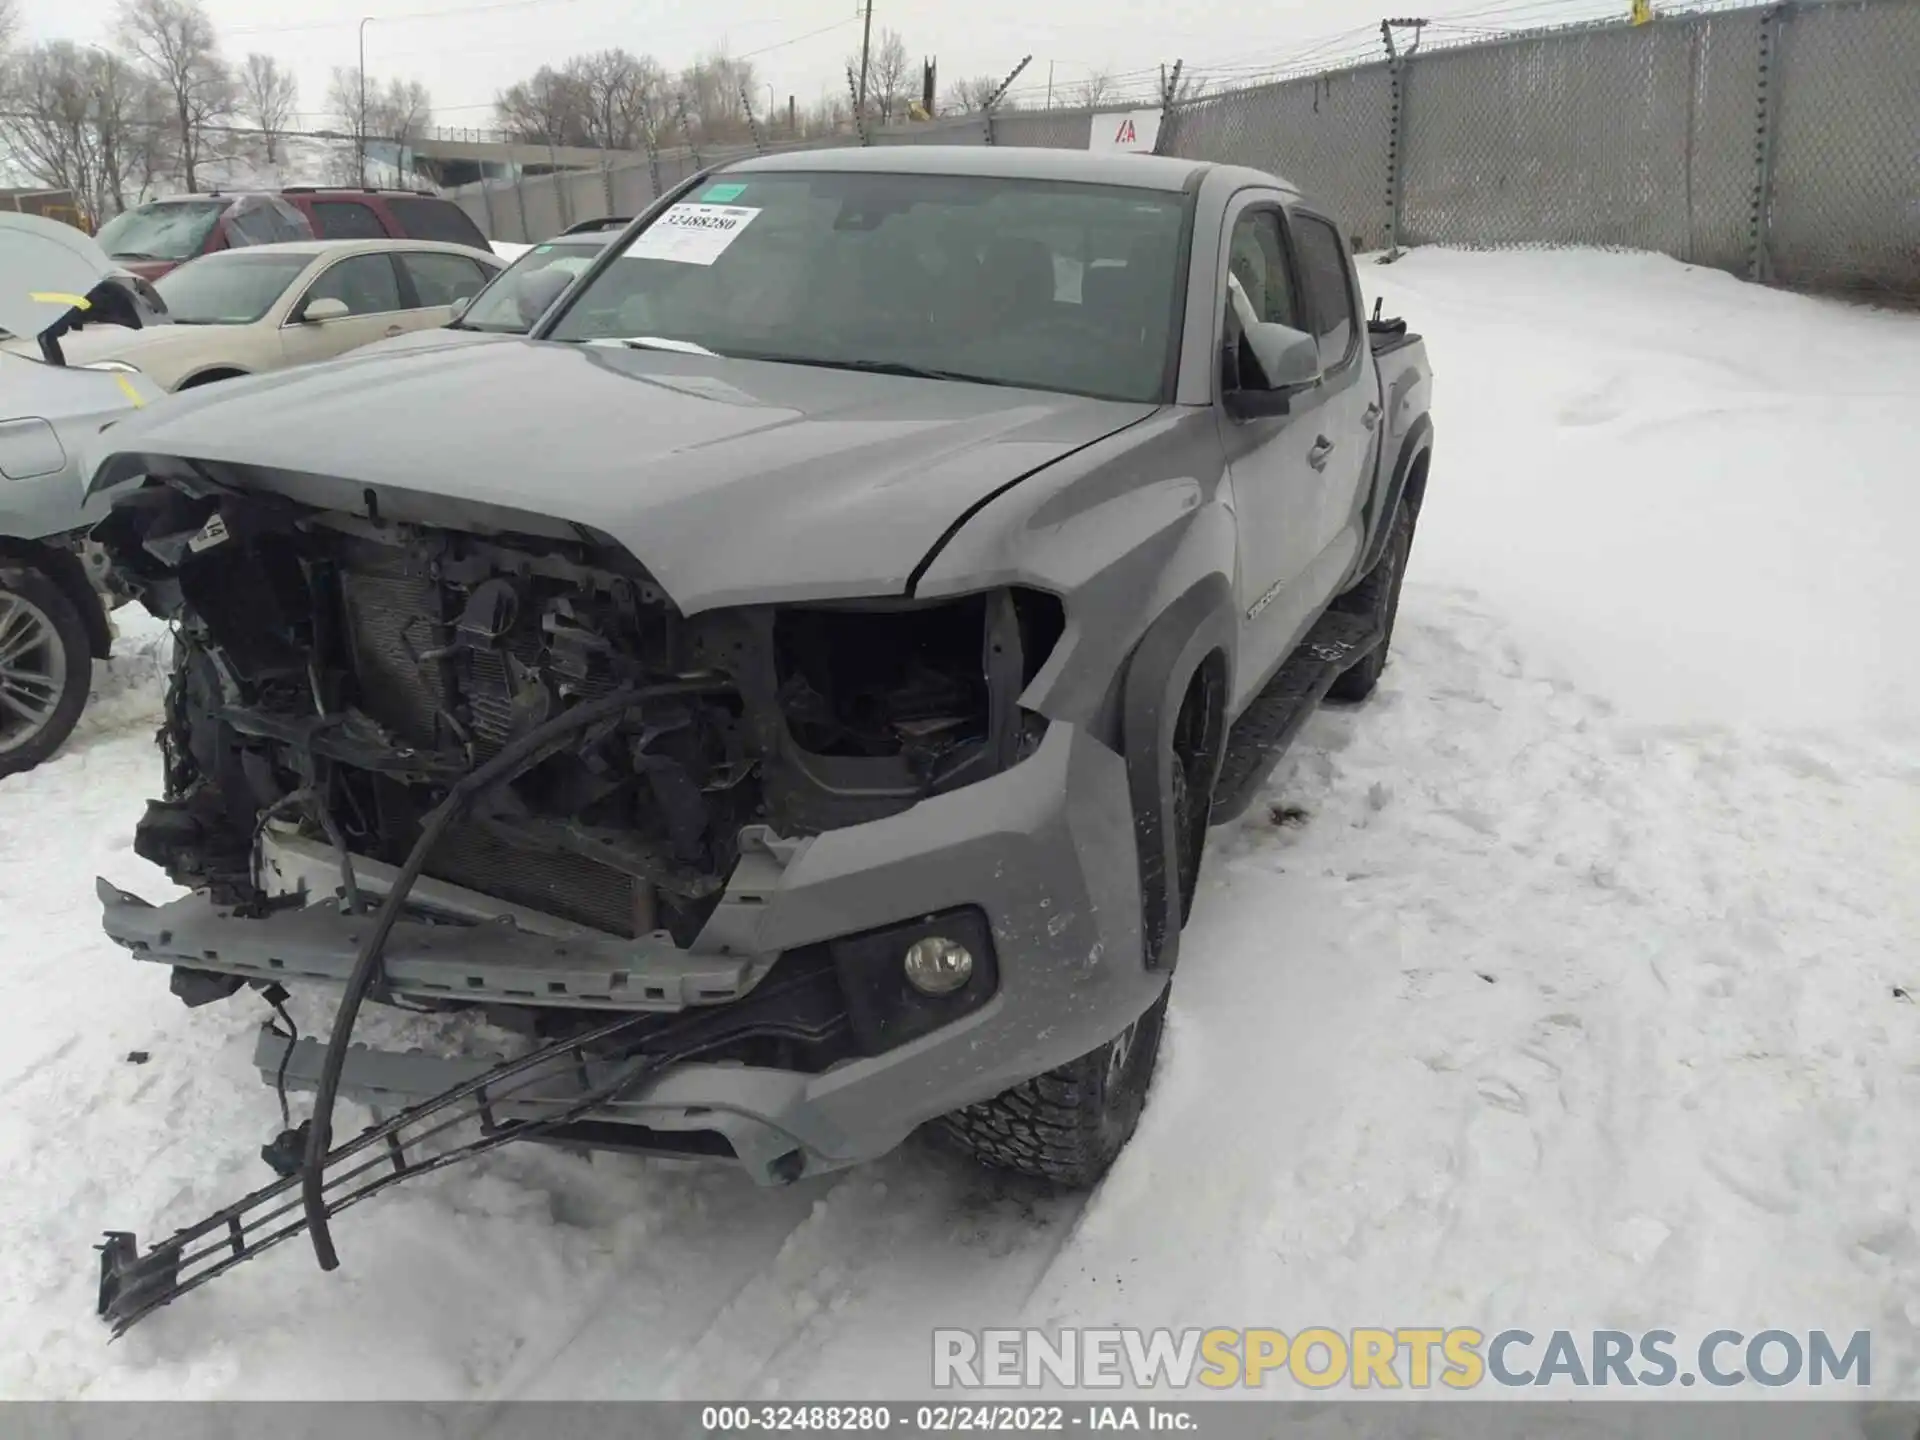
[279,253,408,368]
[1213,197,1338,702]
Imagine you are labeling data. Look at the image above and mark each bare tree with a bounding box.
[117,0,232,192]
[847,28,911,124]
[674,50,756,144]
[239,53,297,163]
[328,66,431,180]
[573,48,664,150]
[0,0,19,52]
[942,75,1004,114]
[495,64,587,146]
[0,41,166,224]
[1076,69,1115,110]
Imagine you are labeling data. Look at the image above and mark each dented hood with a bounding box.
[86,338,1157,612]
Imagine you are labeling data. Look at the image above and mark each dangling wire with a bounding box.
[261,985,300,1132]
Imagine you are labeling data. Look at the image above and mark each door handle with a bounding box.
[1361,403,1382,431]
[1308,436,1336,471]
[383,325,404,337]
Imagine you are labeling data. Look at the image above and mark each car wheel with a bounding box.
[938,703,1199,1189]
[0,564,93,779]
[1328,499,1416,704]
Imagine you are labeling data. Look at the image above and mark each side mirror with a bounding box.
[1223,322,1322,419]
[300,296,350,324]
[448,294,474,325]
[514,270,573,328]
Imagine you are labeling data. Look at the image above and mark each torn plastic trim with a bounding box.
[96,1008,671,1336]
[97,877,772,1012]
[252,1022,856,1184]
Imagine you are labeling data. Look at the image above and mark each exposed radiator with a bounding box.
[339,553,444,747]
[428,824,646,939]
[338,552,645,939]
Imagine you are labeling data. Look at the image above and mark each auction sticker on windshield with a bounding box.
[625,204,759,266]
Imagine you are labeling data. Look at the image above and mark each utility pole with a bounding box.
[855,0,875,120]
[357,16,371,187]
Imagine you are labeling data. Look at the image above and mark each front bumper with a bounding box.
[101,721,1165,1183]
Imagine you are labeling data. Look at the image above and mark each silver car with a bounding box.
[0,213,167,777]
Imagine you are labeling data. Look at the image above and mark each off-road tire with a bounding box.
[939,716,1200,1189]
[1327,499,1415,704]
[0,565,93,779]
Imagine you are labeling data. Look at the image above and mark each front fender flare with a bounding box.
[1121,573,1235,974]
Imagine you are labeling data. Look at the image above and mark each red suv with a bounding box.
[94,188,492,280]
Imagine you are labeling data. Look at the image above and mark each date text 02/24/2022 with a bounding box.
[699,1403,1202,1432]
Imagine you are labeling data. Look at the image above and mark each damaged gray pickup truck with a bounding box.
[88,145,1433,1331]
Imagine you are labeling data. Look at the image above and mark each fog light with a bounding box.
[902,936,974,996]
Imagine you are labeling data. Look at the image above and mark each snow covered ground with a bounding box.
[0,249,1915,1402]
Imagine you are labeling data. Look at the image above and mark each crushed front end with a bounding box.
[91,464,1159,1329]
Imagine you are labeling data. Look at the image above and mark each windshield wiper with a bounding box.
[587,335,719,357]
[108,251,168,262]
[734,354,1027,388]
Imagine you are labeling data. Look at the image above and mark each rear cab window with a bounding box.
[308,201,387,240]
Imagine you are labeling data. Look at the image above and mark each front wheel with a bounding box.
[0,565,93,779]
[939,705,1201,1188]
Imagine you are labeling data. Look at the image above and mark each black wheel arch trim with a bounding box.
[0,538,109,659]
[1349,414,1434,588]
[1121,573,1235,975]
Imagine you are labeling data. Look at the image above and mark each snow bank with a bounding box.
[0,249,1914,1402]
[1356,249,1920,730]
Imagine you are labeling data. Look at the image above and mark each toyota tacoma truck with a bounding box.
[85,145,1433,1332]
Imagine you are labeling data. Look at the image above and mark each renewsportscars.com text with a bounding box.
[932,1327,1872,1391]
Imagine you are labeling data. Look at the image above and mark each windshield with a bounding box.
[545,173,1190,403]
[154,252,312,324]
[458,238,605,332]
[95,200,228,263]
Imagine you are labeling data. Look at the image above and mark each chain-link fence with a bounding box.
[451,0,1919,296]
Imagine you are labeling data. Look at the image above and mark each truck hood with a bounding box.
[88,338,1159,612]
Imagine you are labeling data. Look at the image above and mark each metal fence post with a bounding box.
[479,177,497,240]
[742,86,767,155]
[514,173,531,245]
[847,66,871,145]
[550,141,572,229]
[1380,19,1425,262]
[1748,3,1787,283]
[637,99,664,200]
[982,56,1033,146]
[1151,60,1183,156]
[601,151,614,214]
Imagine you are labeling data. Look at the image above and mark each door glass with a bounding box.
[399,252,490,309]
[303,255,402,316]
[1225,210,1298,329]
[386,197,490,249]
[1291,216,1358,369]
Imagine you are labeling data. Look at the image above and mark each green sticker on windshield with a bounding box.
[700,183,747,202]
[534,244,553,252]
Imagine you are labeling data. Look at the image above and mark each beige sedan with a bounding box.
[2,238,504,390]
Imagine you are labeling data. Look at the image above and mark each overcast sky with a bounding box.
[13,0,1614,131]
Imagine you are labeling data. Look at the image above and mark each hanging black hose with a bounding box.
[298,681,712,1271]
